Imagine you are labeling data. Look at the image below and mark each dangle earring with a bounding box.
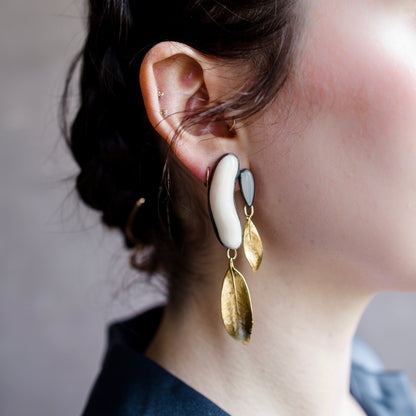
[207,153,253,344]
[239,169,263,272]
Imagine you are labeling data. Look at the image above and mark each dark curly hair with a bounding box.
[60,0,301,298]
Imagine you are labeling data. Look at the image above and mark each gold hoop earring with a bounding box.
[228,119,236,132]
[125,197,146,244]
[125,197,146,270]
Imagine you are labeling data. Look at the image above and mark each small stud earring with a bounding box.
[160,109,167,117]
[158,90,164,98]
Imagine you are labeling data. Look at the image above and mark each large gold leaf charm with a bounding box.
[243,218,263,272]
[221,260,253,344]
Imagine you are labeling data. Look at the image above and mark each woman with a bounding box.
[62,0,416,415]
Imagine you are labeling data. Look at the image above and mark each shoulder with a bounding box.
[80,309,229,416]
[351,337,384,371]
[350,337,416,416]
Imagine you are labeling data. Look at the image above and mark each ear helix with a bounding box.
[207,153,254,344]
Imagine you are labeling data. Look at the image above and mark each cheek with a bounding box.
[301,7,416,150]
[260,6,416,288]
[310,38,416,193]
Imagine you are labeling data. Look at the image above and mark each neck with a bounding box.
[145,244,373,416]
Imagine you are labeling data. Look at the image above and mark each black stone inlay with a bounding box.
[240,169,255,207]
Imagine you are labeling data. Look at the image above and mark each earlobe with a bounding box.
[139,41,248,183]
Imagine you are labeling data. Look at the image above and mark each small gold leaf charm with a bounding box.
[243,218,263,272]
[221,260,253,344]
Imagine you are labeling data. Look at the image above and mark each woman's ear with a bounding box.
[140,41,249,183]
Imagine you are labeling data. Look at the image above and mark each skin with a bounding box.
[261,0,416,293]
[139,1,416,415]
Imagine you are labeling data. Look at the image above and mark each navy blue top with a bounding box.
[81,307,415,416]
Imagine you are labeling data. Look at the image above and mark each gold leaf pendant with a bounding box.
[221,259,253,344]
[243,217,263,273]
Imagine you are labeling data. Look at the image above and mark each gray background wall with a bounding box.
[1,1,415,415]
